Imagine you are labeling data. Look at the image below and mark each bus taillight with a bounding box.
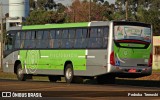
[148,53,152,67]
[110,51,115,66]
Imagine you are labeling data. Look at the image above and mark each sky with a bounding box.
[0,0,115,16]
[55,0,116,6]
[0,0,8,16]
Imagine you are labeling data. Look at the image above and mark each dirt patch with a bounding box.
[136,73,160,80]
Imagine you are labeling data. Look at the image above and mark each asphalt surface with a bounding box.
[0,79,160,100]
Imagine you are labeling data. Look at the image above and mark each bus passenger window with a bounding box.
[49,39,54,48]
[20,31,25,39]
[96,38,102,48]
[37,31,43,39]
[97,28,103,37]
[74,39,82,48]
[88,38,97,48]
[20,31,25,48]
[90,28,97,38]
[103,27,109,48]
[15,32,20,49]
[42,31,49,48]
[16,32,20,40]
[24,40,30,48]
[24,31,31,48]
[49,30,55,48]
[26,31,31,39]
[31,31,36,39]
[54,39,61,48]
[82,28,87,38]
[82,38,87,48]
[56,30,62,39]
[62,29,68,38]
[81,28,88,48]
[76,29,82,38]
[36,32,41,48]
[43,31,49,39]
[69,29,75,38]
[69,39,75,48]
[30,40,36,48]
[50,30,56,39]
[40,40,48,48]
[29,31,36,48]
[20,40,24,48]
[15,40,20,49]
[62,39,68,48]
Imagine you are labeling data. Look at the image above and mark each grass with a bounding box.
[0,69,49,81]
[0,71,17,79]
[153,69,160,72]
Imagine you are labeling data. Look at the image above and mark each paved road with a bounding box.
[0,79,160,100]
[0,79,160,91]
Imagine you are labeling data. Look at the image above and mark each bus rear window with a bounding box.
[114,25,151,43]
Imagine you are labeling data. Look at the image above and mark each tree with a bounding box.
[56,3,66,13]
[23,10,66,25]
[25,0,66,25]
[45,0,56,10]
[113,0,160,35]
[29,0,35,10]
[65,0,108,22]
[137,0,160,35]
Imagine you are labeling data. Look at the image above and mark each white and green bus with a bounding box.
[3,21,153,83]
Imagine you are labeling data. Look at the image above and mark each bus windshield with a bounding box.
[114,25,151,43]
[5,34,13,51]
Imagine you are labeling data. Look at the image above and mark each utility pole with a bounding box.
[73,9,75,22]
[89,0,91,22]
[0,2,3,69]
[125,0,128,20]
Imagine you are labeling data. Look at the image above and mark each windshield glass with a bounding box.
[114,25,151,42]
[4,33,14,51]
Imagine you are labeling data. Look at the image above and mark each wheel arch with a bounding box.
[64,60,73,74]
[14,60,21,74]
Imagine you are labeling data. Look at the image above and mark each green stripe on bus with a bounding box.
[20,50,86,70]
[22,22,89,30]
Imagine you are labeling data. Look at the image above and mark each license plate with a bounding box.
[128,69,136,73]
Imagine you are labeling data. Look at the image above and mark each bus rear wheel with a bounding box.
[16,64,27,81]
[64,64,74,83]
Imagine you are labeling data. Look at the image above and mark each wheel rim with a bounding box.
[18,68,23,78]
[66,68,72,80]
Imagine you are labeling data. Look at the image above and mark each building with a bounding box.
[6,0,29,31]
[153,36,160,70]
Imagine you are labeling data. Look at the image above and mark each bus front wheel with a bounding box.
[64,64,74,83]
[16,64,27,81]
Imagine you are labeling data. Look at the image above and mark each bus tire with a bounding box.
[16,64,27,81]
[64,64,74,83]
[48,76,60,82]
[97,74,115,84]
